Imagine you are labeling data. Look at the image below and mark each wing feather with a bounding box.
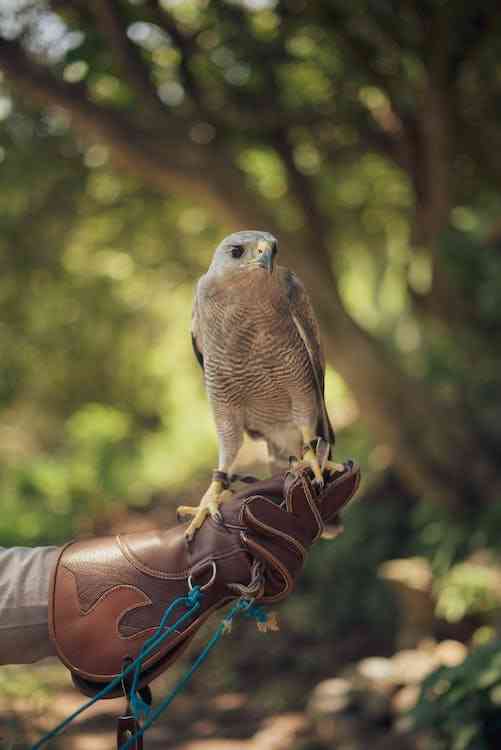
[191,285,204,370]
[280,267,335,446]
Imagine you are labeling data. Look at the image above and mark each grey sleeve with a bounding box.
[0,546,59,665]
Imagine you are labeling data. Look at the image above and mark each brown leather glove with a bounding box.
[49,460,360,698]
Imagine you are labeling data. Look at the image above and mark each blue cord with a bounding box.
[128,586,202,721]
[119,597,266,750]
[31,587,267,750]
[30,587,202,750]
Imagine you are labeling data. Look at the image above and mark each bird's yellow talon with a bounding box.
[177,505,195,521]
[324,461,345,475]
[178,480,232,540]
[184,506,210,541]
[302,446,324,485]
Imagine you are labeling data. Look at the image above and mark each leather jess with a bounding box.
[49,461,360,698]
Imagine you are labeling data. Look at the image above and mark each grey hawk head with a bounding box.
[209,230,278,277]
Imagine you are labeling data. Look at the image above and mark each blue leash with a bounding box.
[121,597,267,750]
[31,587,202,749]
[31,587,268,750]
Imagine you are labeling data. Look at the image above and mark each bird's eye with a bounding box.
[231,245,245,259]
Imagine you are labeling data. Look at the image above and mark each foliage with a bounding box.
[412,496,501,576]
[0,110,221,542]
[411,641,501,750]
[434,561,501,624]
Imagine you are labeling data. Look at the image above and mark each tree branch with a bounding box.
[142,0,204,106]
[273,133,335,263]
[89,0,167,120]
[323,9,402,111]
[0,37,238,223]
[449,3,501,83]
[311,8,421,186]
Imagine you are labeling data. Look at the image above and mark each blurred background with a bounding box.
[0,1,500,748]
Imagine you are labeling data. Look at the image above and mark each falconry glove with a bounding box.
[49,460,360,698]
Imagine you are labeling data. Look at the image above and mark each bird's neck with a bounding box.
[201,268,277,301]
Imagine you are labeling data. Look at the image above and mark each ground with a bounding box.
[0,658,305,749]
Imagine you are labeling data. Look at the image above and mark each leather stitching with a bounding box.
[71,595,236,682]
[300,474,324,542]
[241,533,293,603]
[321,466,360,522]
[117,536,243,579]
[243,500,307,562]
[62,563,152,618]
[285,474,302,512]
[285,472,323,541]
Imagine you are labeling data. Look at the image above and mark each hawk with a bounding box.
[178,230,341,540]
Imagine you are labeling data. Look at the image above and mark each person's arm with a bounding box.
[0,545,59,665]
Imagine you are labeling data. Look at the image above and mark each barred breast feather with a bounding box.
[191,264,334,463]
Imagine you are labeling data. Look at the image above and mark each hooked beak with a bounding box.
[256,241,277,273]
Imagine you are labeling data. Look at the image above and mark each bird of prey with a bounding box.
[177,230,341,540]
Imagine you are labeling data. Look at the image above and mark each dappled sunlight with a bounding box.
[324,367,358,431]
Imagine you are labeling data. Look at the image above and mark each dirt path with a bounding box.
[0,658,294,750]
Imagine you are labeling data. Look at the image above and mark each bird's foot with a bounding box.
[301,436,344,487]
[297,435,346,540]
[323,459,345,477]
[177,479,233,542]
[302,444,325,487]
